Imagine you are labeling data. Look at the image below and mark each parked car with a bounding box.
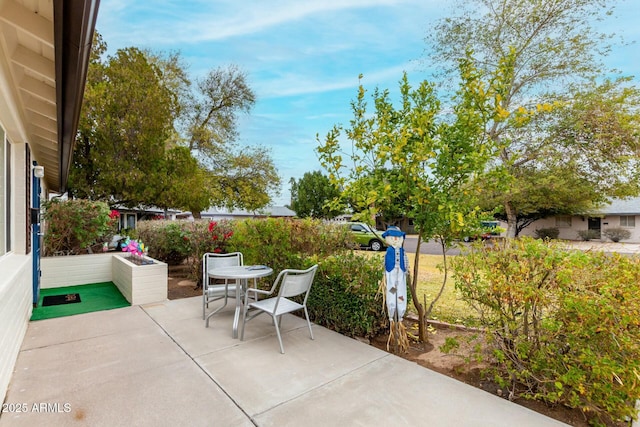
[346,222,387,251]
[462,221,501,242]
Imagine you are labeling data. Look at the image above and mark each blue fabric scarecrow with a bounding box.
[382,226,409,322]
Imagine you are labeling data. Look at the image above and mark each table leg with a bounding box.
[232,278,245,338]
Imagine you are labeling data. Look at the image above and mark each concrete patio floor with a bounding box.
[0,296,568,426]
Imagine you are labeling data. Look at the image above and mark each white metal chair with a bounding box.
[240,264,318,354]
[202,252,243,321]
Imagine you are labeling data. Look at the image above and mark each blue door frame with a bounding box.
[31,162,41,307]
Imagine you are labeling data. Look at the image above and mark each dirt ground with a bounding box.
[167,264,202,300]
[168,264,623,427]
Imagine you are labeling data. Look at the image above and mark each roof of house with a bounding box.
[197,206,297,218]
[597,197,640,215]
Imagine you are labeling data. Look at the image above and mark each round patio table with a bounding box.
[206,265,273,338]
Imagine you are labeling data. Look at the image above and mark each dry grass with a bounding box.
[359,251,477,326]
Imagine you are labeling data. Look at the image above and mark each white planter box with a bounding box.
[112,254,167,305]
[41,253,114,289]
[40,253,167,305]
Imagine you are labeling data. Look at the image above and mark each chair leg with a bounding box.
[240,299,250,341]
[205,296,229,327]
[273,314,285,354]
[202,289,207,320]
[202,267,209,319]
[304,306,314,340]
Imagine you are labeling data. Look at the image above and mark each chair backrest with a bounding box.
[203,252,243,280]
[278,265,318,299]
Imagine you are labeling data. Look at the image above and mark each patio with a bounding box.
[0,296,567,426]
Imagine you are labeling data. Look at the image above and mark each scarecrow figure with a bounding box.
[381,226,410,353]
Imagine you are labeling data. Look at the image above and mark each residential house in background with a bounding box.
[113,206,180,231]
[0,0,99,404]
[178,206,296,221]
[519,197,640,242]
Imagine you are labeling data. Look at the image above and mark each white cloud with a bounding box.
[177,0,412,42]
[98,0,434,48]
[254,61,417,98]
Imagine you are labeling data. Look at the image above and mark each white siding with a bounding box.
[0,254,32,404]
[41,253,168,306]
[40,253,114,289]
[112,255,167,305]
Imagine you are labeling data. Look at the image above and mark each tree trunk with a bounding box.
[408,232,428,343]
[425,237,449,319]
[504,201,517,239]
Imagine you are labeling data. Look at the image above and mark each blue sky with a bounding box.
[95,0,640,206]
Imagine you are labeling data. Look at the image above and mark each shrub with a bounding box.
[136,220,234,281]
[576,229,600,241]
[602,227,631,242]
[229,218,385,336]
[136,221,191,265]
[308,252,386,338]
[451,237,640,426]
[227,217,352,275]
[42,199,116,255]
[534,227,559,239]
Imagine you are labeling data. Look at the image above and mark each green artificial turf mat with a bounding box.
[31,282,130,321]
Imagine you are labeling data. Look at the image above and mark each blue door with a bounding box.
[31,163,41,307]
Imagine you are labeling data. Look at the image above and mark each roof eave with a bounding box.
[54,0,100,192]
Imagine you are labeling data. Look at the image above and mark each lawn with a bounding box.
[359,251,477,326]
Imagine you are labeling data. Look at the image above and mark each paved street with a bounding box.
[403,237,462,255]
[402,236,640,256]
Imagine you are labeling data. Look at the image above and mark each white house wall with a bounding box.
[519,217,589,240]
[601,215,640,242]
[520,215,640,242]
[0,137,33,404]
[41,253,114,289]
[0,255,31,407]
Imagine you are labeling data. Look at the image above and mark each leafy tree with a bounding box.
[288,171,343,218]
[210,146,281,212]
[183,65,256,162]
[427,0,640,237]
[166,60,281,214]
[152,146,211,214]
[70,40,177,207]
[71,35,281,213]
[318,64,501,343]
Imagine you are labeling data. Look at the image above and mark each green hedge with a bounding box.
[229,218,386,338]
[309,252,386,338]
[452,237,640,426]
[226,217,352,273]
[42,199,116,256]
[136,219,234,283]
[136,217,386,337]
